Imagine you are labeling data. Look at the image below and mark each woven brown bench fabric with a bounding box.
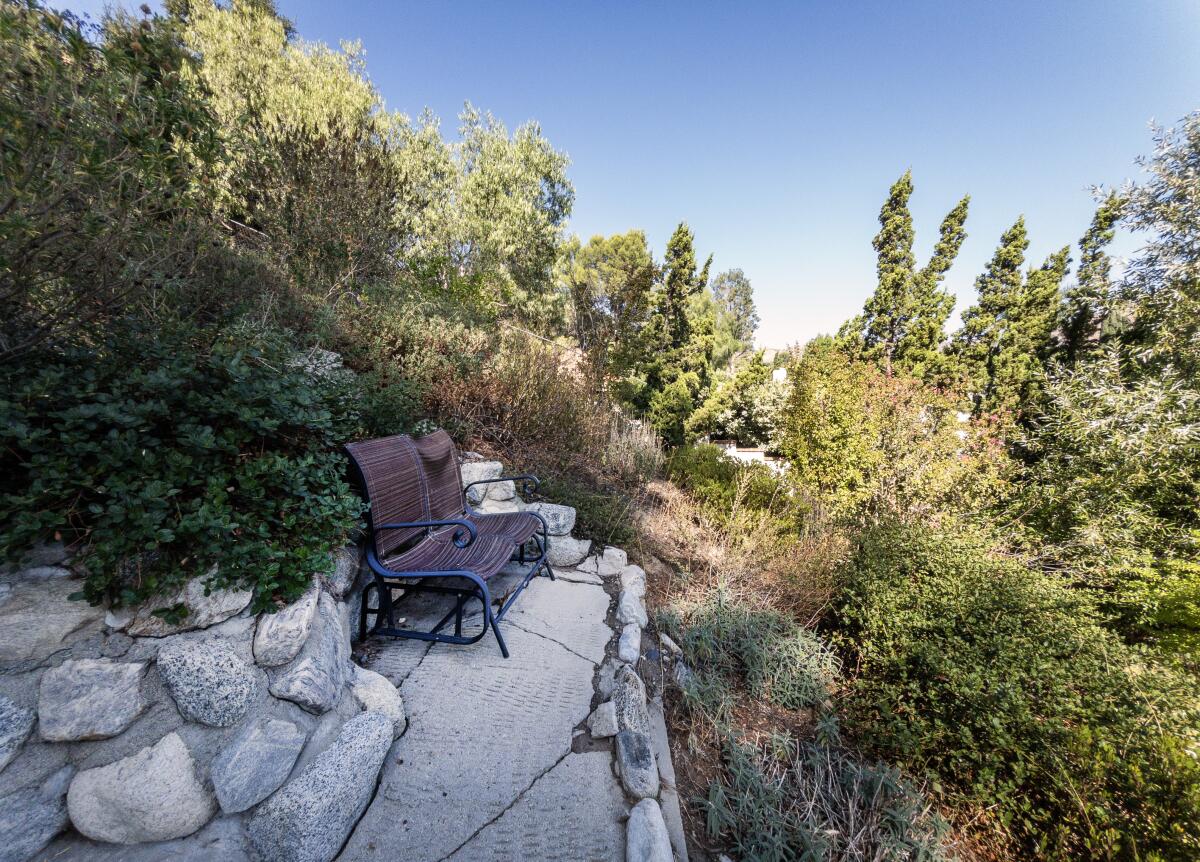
[411,430,542,545]
[344,431,552,658]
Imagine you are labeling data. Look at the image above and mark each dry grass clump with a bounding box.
[637,477,848,625]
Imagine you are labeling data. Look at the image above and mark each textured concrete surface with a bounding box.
[340,568,625,862]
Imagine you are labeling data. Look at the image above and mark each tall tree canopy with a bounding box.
[1057,193,1125,365]
[841,172,969,381]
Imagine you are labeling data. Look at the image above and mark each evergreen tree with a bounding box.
[862,171,917,374]
[1058,193,1124,365]
[844,174,969,382]
[954,217,1029,414]
[897,195,970,379]
[711,268,759,345]
[659,222,711,349]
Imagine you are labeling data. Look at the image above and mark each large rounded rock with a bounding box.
[615,730,660,800]
[253,584,318,667]
[0,694,34,773]
[38,658,147,742]
[123,575,252,638]
[157,639,258,727]
[0,577,105,665]
[247,711,393,862]
[546,535,591,568]
[67,732,216,844]
[268,592,349,714]
[211,718,307,814]
[350,665,406,738]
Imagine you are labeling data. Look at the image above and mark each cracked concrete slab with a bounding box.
[444,751,625,861]
[340,596,607,862]
[499,574,613,665]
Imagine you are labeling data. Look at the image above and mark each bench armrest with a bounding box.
[374,520,477,548]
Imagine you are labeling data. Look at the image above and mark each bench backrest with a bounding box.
[344,434,430,558]
[411,429,467,520]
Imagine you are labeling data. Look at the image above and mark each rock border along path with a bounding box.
[341,512,684,861]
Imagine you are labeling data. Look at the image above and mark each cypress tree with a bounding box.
[861,170,917,374]
[1058,193,1124,364]
[896,194,970,379]
[954,217,1029,414]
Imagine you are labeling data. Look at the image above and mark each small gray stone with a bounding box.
[485,479,516,501]
[597,657,620,699]
[626,798,673,862]
[620,564,647,599]
[586,701,618,738]
[67,732,216,844]
[211,718,306,814]
[616,590,649,628]
[247,711,392,862]
[38,659,147,742]
[613,664,650,735]
[0,765,73,862]
[460,461,503,505]
[618,623,642,665]
[602,546,628,570]
[268,593,349,714]
[254,583,319,667]
[350,665,406,738]
[673,661,696,690]
[615,730,659,799]
[546,535,591,568]
[659,633,682,655]
[157,639,257,727]
[126,574,252,638]
[320,547,360,599]
[0,694,34,773]
[526,503,576,537]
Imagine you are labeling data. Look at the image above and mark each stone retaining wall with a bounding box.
[0,542,399,861]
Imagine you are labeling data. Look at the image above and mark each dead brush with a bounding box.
[637,475,848,625]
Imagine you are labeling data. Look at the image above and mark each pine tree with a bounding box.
[861,171,917,374]
[954,217,1029,413]
[896,194,970,379]
[1058,193,1124,364]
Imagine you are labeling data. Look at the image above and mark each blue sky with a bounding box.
[70,0,1200,347]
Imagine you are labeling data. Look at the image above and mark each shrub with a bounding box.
[836,523,1200,860]
[537,475,638,549]
[706,732,950,862]
[0,2,231,359]
[659,587,839,714]
[1018,352,1200,650]
[0,321,365,613]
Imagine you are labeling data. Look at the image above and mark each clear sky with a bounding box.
[68,0,1200,348]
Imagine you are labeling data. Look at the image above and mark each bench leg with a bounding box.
[487,598,510,659]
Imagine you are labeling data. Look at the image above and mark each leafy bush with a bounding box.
[1018,352,1200,650]
[0,322,366,612]
[837,523,1200,860]
[0,1,236,359]
[779,339,1009,525]
[660,587,839,714]
[706,732,950,862]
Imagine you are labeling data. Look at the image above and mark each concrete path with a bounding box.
[338,564,626,862]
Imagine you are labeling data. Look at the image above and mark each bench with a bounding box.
[344,430,553,658]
